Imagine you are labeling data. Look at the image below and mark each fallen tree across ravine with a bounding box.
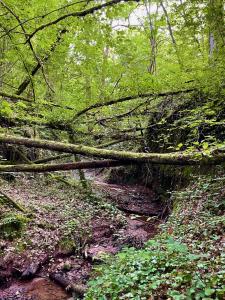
[0,135,225,172]
[0,159,131,172]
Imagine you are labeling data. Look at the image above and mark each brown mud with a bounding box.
[0,174,164,300]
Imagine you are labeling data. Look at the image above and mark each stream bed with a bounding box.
[0,278,69,300]
[0,175,163,300]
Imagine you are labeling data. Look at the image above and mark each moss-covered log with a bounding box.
[0,134,225,166]
[0,159,131,172]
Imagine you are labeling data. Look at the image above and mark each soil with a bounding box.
[0,171,164,299]
[0,278,68,300]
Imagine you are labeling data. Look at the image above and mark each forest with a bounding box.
[0,0,224,299]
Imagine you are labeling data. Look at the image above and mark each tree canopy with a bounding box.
[0,2,224,299]
[0,0,224,169]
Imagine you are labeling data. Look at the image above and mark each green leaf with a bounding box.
[204,288,215,296]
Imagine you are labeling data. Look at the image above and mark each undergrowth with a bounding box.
[0,212,29,240]
[0,175,125,256]
[85,173,225,300]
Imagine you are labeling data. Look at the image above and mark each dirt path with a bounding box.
[0,174,163,300]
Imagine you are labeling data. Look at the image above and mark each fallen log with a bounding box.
[0,160,131,172]
[0,190,26,212]
[0,134,225,166]
[49,273,87,296]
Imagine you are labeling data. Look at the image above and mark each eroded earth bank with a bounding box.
[0,171,164,300]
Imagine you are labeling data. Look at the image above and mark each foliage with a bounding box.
[85,173,225,299]
[0,212,29,239]
[0,0,224,151]
[0,1,224,296]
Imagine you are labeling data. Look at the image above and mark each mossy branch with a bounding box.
[0,159,131,172]
[0,191,26,212]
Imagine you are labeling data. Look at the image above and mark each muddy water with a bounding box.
[0,278,69,300]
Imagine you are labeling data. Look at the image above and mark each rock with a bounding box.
[49,272,87,297]
[86,244,119,261]
[21,262,40,279]
[62,260,72,271]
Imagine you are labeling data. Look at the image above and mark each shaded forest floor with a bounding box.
[1,171,224,300]
[0,173,163,300]
[85,172,225,299]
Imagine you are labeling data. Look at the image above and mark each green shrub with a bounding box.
[85,237,224,300]
[0,212,29,239]
[85,175,225,300]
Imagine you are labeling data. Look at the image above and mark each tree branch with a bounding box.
[0,90,74,110]
[16,29,67,95]
[74,88,196,119]
[27,0,138,41]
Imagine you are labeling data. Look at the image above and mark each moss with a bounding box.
[0,212,29,239]
[58,237,76,252]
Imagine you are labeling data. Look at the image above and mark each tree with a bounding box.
[0,0,224,171]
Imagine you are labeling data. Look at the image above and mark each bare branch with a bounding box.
[16,29,67,95]
[74,88,196,119]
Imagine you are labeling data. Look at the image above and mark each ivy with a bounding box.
[85,174,225,299]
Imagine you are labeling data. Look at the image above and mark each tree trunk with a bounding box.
[0,159,132,172]
[207,0,224,58]
[0,134,225,166]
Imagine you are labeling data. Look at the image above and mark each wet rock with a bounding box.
[62,261,72,272]
[49,273,87,297]
[86,244,119,261]
[21,263,40,279]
